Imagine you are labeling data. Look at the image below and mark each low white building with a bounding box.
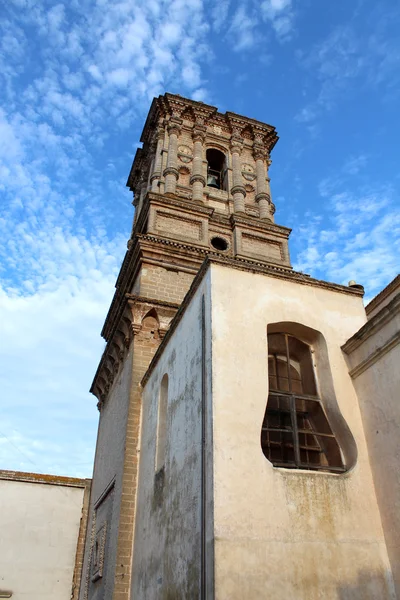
[0,470,90,600]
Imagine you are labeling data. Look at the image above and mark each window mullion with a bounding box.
[290,394,301,466]
[273,354,279,390]
[285,334,292,393]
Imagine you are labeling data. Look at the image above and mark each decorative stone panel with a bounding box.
[241,233,283,262]
[155,211,202,241]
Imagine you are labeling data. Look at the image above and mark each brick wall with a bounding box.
[137,265,195,304]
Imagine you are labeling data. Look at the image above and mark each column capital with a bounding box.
[192,125,207,143]
[253,129,264,145]
[231,184,246,196]
[255,192,271,203]
[167,119,182,136]
[163,166,179,179]
[230,135,244,153]
[253,144,266,161]
[190,173,206,186]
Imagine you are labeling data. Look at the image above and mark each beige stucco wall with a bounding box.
[209,264,395,599]
[132,272,214,599]
[0,476,85,599]
[343,292,400,598]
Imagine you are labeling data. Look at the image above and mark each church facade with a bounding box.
[77,94,399,599]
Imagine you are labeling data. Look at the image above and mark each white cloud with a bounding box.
[343,154,368,175]
[0,0,217,476]
[0,230,126,476]
[293,184,399,298]
[261,0,294,40]
[295,10,400,124]
[229,4,258,51]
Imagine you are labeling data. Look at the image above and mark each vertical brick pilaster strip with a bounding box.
[112,324,162,600]
[71,480,92,600]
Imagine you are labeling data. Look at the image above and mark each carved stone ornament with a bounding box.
[242,163,256,181]
[91,522,107,582]
[178,145,193,163]
[253,144,265,161]
[213,124,223,135]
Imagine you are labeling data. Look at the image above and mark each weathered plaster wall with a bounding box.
[0,476,85,599]
[132,272,213,599]
[209,264,396,599]
[79,348,132,600]
[343,292,400,597]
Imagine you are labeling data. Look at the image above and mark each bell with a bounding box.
[207,174,219,188]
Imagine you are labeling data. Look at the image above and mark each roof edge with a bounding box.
[0,469,91,488]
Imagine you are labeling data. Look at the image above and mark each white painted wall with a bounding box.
[132,272,213,599]
[0,478,84,600]
[209,263,395,599]
[132,261,397,599]
[344,292,400,597]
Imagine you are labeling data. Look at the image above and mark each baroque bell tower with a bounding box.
[80,93,293,600]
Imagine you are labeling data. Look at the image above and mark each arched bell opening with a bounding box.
[206,148,227,191]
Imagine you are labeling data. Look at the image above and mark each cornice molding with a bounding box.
[229,213,291,237]
[342,292,400,355]
[347,331,400,379]
[365,274,400,316]
[141,256,365,388]
[91,294,179,407]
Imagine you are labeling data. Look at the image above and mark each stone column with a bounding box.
[136,177,147,218]
[150,127,165,193]
[230,136,246,214]
[190,126,206,202]
[254,146,274,221]
[163,120,181,195]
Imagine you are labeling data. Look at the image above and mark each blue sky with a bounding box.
[0,0,399,477]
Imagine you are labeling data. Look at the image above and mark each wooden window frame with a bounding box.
[262,333,345,473]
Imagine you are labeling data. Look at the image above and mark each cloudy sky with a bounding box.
[1,0,399,477]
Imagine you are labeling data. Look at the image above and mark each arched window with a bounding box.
[261,333,345,473]
[206,148,227,191]
[155,374,168,472]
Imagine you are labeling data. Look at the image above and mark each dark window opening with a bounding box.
[261,333,344,473]
[206,148,227,190]
[210,236,228,251]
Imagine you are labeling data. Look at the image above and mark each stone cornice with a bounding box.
[342,292,400,355]
[229,213,292,237]
[126,94,279,204]
[137,92,278,155]
[141,256,365,388]
[346,331,400,379]
[101,204,352,344]
[147,191,214,217]
[91,294,179,407]
[365,274,400,316]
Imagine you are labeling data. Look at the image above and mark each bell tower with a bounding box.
[81,94,293,600]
